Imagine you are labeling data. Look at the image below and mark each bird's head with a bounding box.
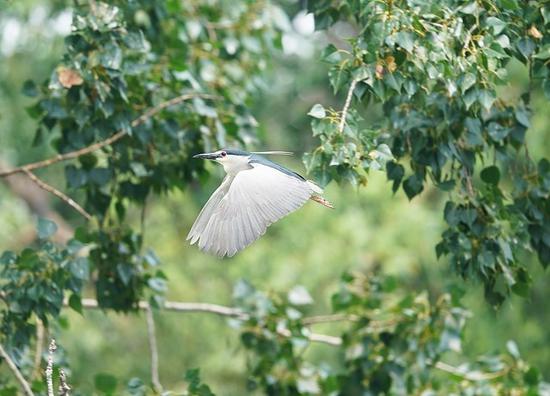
[193,149,252,173]
[193,148,250,161]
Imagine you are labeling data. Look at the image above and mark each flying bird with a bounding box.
[187,149,333,257]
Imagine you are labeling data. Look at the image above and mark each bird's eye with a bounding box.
[221,151,227,157]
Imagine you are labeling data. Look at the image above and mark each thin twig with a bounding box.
[434,361,509,381]
[302,313,358,325]
[145,306,163,393]
[32,319,45,380]
[0,342,34,396]
[0,93,218,178]
[338,77,359,134]
[307,333,342,346]
[46,339,56,396]
[23,170,92,220]
[78,298,248,319]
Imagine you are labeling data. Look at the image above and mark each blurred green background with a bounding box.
[0,1,548,394]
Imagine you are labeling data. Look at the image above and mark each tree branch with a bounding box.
[145,306,163,393]
[302,313,358,325]
[338,78,359,135]
[0,92,218,178]
[23,170,92,221]
[434,361,509,381]
[32,319,45,380]
[79,298,248,319]
[0,342,34,396]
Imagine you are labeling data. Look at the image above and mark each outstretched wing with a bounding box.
[188,163,314,257]
[187,175,234,245]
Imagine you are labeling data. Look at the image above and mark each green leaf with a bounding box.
[70,257,90,280]
[37,218,57,239]
[437,179,456,191]
[127,378,146,396]
[308,103,326,119]
[460,73,476,93]
[499,0,519,10]
[68,293,83,314]
[517,37,535,59]
[185,368,215,396]
[94,373,118,394]
[403,174,424,200]
[396,31,414,53]
[465,118,484,146]
[65,165,88,189]
[0,386,18,396]
[116,263,134,286]
[386,162,404,193]
[478,90,496,111]
[148,277,167,293]
[89,168,112,186]
[515,106,530,127]
[480,166,500,185]
[533,44,550,60]
[524,367,541,386]
[22,80,38,97]
[486,17,506,35]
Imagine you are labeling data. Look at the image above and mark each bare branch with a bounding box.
[338,78,359,135]
[79,298,248,319]
[302,313,358,325]
[307,333,342,346]
[145,306,163,393]
[32,319,45,380]
[434,361,509,381]
[46,339,56,396]
[0,342,34,396]
[0,93,218,178]
[23,170,92,221]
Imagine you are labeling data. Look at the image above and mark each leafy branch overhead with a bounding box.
[305,0,549,305]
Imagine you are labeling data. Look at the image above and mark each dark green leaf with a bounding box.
[68,293,83,314]
[94,373,118,394]
[22,80,38,97]
[480,166,500,185]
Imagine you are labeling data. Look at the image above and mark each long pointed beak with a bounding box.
[193,152,218,160]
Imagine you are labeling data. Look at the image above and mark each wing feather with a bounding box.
[187,176,234,244]
[189,163,315,257]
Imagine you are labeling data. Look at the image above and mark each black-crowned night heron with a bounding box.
[187,149,333,257]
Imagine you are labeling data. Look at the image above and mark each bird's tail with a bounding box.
[310,195,334,209]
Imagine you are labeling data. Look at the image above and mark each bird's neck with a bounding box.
[221,155,253,175]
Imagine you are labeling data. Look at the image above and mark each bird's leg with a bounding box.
[310,195,334,209]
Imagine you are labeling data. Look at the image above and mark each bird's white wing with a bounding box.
[187,175,234,245]
[189,163,315,257]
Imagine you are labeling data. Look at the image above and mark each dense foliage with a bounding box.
[0,0,548,395]
[305,0,549,306]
